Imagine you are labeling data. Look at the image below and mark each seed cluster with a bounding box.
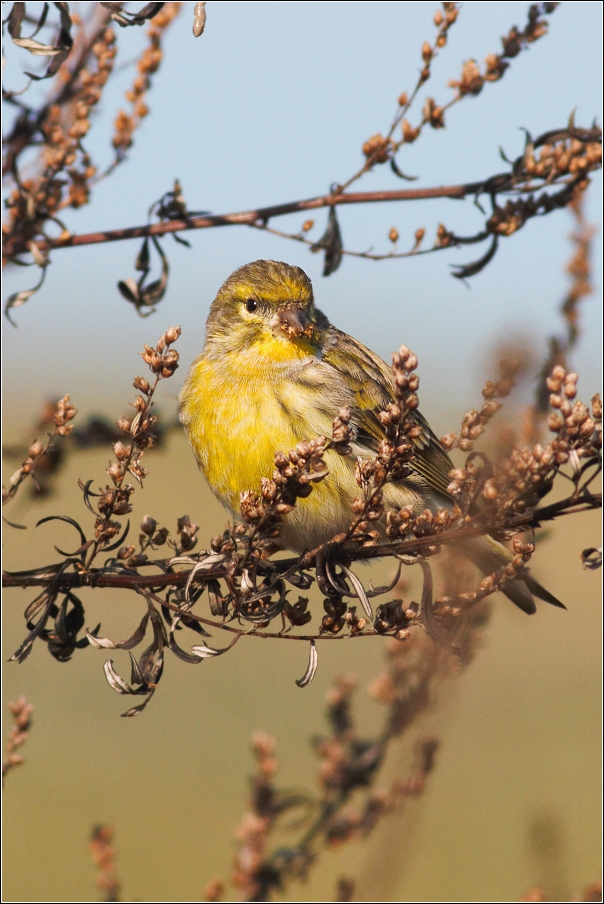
[112,3,181,157]
[230,732,279,901]
[90,327,181,561]
[362,3,458,165]
[3,3,182,307]
[219,648,445,901]
[3,395,77,505]
[440,362,518,454]
[2,697,34,779]
[240,438,329,538]
[447,366,600,520]
[449,3,558,98]
[88,825,121,904]
[435,539,536,615]
[3,22,117,257]
[345,346,420,547]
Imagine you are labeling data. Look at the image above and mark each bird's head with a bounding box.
[205,260,328,356]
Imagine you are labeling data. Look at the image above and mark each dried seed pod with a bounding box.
[193,1,206,37]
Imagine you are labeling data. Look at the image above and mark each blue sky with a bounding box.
[3,1,602,436]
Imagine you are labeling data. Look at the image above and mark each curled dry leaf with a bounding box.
[295,639,318,688]
[581,546,602,570]
[103,660,132,694]
[341,566,373,619]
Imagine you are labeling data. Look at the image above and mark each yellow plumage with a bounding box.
[179,259,562,613]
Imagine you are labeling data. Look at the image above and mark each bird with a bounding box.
[179,259,562,614]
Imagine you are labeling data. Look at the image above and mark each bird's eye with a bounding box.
[245,298,258,313]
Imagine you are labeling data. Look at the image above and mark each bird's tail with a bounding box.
[459,535,565,615]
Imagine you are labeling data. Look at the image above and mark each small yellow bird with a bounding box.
[179,259,562,614]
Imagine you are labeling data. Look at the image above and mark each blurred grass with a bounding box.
[2,432,601,902]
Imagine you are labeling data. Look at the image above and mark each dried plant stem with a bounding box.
[2,164,593,259]
[1,182,499,256]
[2,7,113,177]
[2,395,77,506]
[3,330,600,711]
[224,637,450,901]
[2,697,33,781]
[89,825,121,903]
[3,487,599,594]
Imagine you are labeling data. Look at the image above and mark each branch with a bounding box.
[3,490,600,593]
[0,183,487,257]
[4,123,601,260]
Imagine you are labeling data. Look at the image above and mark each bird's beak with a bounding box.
[275,305,313,339]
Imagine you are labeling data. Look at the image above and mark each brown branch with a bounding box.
[5,120,599,261]
[3,183,482,258]
[3,491,599,592]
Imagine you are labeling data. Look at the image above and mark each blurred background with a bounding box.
[2,2,601,901]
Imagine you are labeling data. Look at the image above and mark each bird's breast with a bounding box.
[179,352,308,512]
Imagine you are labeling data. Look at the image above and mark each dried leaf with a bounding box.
[101,1,165,27]
[311,207,343,276]
[23,2,73,80]
[177,611,212,637]
[36,514,88,551]
[5,262,48,320]
[582,546,602,570]
[118,278,140,304]
[47,592,86,661]
[341,566,373,619]
[30,2,49,37]
[7,2,26,38]
[103,520,131,553]
[132,1,165,22]
[120,689,156,717]
[119,235,170,311]
[284,570,313,590]
[24,589,53,624]
[136,237,150,272]
[451,235,499,281]
[87,606,151,651]
[129,651,144,685]
[2,515,28,529]
[12,37,65,55]
[86,631,118,650]
[295,639,318,688]
[207,578,228,617]
[189,643,221,659]
[169,634,208,663]
[103,660,132,694]
[390,158,418,181]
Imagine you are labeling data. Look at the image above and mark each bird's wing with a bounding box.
[321,327,455,503]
